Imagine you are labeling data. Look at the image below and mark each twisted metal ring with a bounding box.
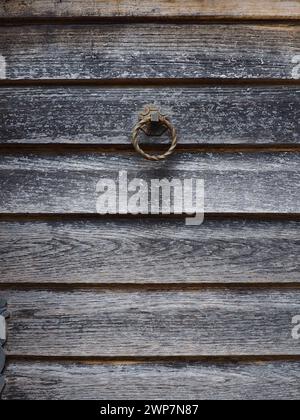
[132,115,177,161]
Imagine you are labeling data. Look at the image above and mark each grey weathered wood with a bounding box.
[1,1,300,19]
[3,361,300,400]
[0,25,299,80]
[0,152,299,214]
[1,86,299,144]
[0,219,299,284]
[2,289,300,356]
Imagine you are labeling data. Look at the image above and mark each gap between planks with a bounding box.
[0,79,300,88]
[6,355,300,364]
[0,213,300,222]
[1,18,300,26]
[0,145,300,154]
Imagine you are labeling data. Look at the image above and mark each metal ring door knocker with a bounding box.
[132,105,177,161]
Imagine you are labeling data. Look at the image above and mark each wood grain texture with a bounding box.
[0,219,299,284]
[0,25,299,80]
[2,289,300,356]
[1,1,300,19]
[3,361,300,400]
[0,152,299,214]
[1,86,299,145]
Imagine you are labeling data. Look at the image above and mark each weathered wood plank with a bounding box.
[3,361,300,400]
[0,152,299,214]
[2,289,300,356]
[1,1,300,20]
[0,25,299,80]
[1,86,299,144]
[0,219,299,284]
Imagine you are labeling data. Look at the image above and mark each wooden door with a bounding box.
[0,1,300,400]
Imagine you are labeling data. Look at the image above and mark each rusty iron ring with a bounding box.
[132,113,177,161]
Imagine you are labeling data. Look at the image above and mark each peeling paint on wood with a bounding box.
[0,152,299,214]
[0,86,299,145]
[0,25,299,80]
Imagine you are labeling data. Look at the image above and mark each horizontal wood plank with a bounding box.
[2,289,300,356]
[1,86,299,144]
[1,1,300,20]
[0,25,299,80]
[0,219,299,284]
[3,361,300,400]
[0,152,299,214]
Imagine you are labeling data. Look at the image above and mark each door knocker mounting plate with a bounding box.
[132,105,177,161]
[139,106,168,137]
